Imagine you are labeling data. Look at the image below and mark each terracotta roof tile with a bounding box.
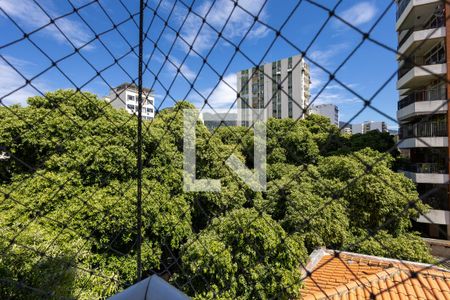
[300,249,450,300]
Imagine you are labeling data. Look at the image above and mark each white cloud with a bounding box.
[338,2,377,27]
[307,42,360,107]
[175,0,269,53]
[0,0,93,49]
[152,53,197,81]
[312,89,359,106]
[192,73,237,109]
[0,56,47,106]
[308,48,360,107]
[169,57,197,81]
[309,43,348,67]
[309,68,360,106]
[309,65,325,92]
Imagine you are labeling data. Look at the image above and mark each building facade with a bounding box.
[311,104,339,126]
[351,121,388,134]
[339,121,352,134]
[236,54,311,125]
[365,121,388,133]
[200,111,238,131]
[396,0,449,239]
[106,83,155,120]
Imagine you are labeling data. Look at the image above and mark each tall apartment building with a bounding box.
[310,104,339,126]
[396,0,449,239]
[236,54,311,125]
[105,83,155,120]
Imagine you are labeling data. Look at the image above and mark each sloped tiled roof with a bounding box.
[300,249,450,300]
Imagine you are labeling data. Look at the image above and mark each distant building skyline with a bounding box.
[336,120,389,135]
[351,121,388,134]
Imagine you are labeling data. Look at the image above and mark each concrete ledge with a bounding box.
[417,209,450,225]
[397,64,446,90]
[397,0,441,31]
[401,171,449,184]
[423,237,450,257]
[398,136,448,148]
[397,99,447,121]
[398,27,446,59]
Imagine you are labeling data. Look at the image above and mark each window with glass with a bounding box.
[272,62,278,117]
[424,41,445,65]
[288,71,293,118]
[240,70,249,108]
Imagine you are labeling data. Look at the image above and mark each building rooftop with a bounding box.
[114,82,153,94]
[300,249,450,300]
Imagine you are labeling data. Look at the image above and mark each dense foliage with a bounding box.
[0,90,431,299]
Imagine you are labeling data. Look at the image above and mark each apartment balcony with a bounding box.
[401,162,448,184]
[397,59,446,89]
[421,192,449,211]
[397,87,447,121]
[397,0,443,31]
[398,120,448,148]
[399,136,447,148]
[417,209,450,225]
[398,24,445,59]
[399,120,447,138]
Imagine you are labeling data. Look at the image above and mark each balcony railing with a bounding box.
[398,53,446,79]
[422,192,449,210]
[398,86,447,110]
[403,162,447,174]
[398,16,445,49]
[399,120,447,139]
[397,0,411,20]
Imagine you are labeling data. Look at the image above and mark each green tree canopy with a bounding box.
[0,90,432,299]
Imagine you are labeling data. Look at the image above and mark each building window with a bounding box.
[127,104,135,111]
[288,71,293,118]
[271,62,282,118]
[240,70,249,108]
[424,41,445,65]
[272,62,278,117]
[127,95,135,101]
[258,66,264,109]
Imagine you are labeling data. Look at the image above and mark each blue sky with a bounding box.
[0,0,400,129]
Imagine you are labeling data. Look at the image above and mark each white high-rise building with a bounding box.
[236,54,311,126]
[310,104,339,126]
[106,83,155,120]
[396,0,449,239]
